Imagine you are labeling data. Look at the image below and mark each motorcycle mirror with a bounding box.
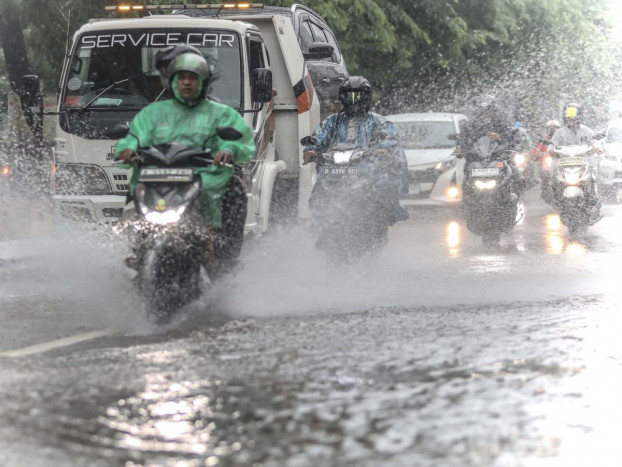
[105,123,130,139]
[300,136,317,146]
[217,126,243,141]
[447,133,459,141]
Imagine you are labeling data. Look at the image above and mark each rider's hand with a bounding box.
[487,132,501,141]
[303,150,317,165]
[213,150,233,166]
[593,146,602,154]
[118,148,136,163]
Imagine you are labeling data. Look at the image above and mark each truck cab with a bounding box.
[51,4,329,233]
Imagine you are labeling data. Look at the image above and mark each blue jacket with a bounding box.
[304,111,400,153]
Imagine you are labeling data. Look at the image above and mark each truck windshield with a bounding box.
[60,28,242,139]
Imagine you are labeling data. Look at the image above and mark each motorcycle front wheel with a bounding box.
[140,249,201,325]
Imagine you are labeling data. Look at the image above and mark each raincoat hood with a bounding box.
[171,73,205,107]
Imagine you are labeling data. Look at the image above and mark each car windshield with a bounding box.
[60,28,242,139]
[394,121,456,149]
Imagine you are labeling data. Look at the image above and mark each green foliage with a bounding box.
[1,0,621,129]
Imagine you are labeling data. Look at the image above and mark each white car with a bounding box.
[598,118,622,201]
[386,112,467,206]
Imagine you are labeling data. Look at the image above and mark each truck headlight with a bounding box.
[55,163,112,195]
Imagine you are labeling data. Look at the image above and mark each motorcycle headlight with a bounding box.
[474,179,497,190]
[322,152,334,163]
[513,152,527,168]
[135,181,199,225]
[143,205,187,225]
[54,163,112,195]
[558,165,588,185]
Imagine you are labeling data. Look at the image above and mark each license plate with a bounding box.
[320,167,360,178]
[471,167,500,177]
[139,168,193,182]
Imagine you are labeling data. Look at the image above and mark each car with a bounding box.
[176,3,349,119]
[386,112,467,206]
[598,117,622,202]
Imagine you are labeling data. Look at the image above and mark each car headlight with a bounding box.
[55,163,112,195]
[434,156,456,173]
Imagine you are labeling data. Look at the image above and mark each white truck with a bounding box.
[40,3,338,234]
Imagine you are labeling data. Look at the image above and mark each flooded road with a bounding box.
[1,189,622,466]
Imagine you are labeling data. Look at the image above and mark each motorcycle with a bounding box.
[550,145,601,237]
[301,137,402,264]
[459,136,522,245]
[107,124,242,324]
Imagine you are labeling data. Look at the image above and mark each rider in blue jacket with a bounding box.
[303,76,408,224]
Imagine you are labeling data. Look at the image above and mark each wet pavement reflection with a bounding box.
[1,189,622,466]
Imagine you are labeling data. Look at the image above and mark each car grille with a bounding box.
[403,168,441,199]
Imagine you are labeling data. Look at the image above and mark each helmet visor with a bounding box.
[344,90,366,106]
[565,106,579,119]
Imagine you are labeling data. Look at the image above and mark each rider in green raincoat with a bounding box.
[115,45,255,273]
[114,45,255,229]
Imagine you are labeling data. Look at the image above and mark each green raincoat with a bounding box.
[114,98,255,227]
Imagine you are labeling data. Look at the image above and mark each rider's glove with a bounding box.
[117,148,136,164]
[303,151,317,165]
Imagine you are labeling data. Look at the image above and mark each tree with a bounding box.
[2,0,621,130]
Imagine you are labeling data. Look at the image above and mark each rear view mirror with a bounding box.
[71,57,83,75]
[300,136,317,146]
[105,123,130,139]
[217,126,243,141]
[20,74,44,139]
[251,68,273,104]
[303,42,334,60]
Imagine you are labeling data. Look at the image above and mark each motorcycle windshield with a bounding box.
[472,136,499,159]
[60,28,242,139]
[554,145,592,158]
[138,143,207,166]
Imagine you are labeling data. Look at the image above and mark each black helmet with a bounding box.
[155,44,211,92]
[339,76,372,115]
[563,102,582,126]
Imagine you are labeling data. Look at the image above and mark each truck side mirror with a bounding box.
[105,123,130,139]
[20,74,44,138]
[251,68,273,104]
[303,42,334,60]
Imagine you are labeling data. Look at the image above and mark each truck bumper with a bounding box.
[53,195,126,222]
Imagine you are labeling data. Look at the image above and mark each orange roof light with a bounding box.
[105,3,265,12]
